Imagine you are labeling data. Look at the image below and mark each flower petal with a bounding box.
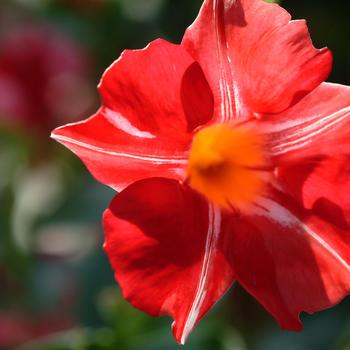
[51,39,214,191]
[278,156,350,230]
[231,194,350,330]
[182,0,332,119]
[103,178,235,344]
[262,83,350,229]
[263,83,350,160]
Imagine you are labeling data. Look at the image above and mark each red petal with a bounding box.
[263,83,350,229]
[182,0,331,120]
[278,156,350,230]
[262,83,350,160]
[52,39,214,190]
[231,194,350,330]
[103,178,235,344]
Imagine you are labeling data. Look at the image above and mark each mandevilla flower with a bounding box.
[52,0,350,344]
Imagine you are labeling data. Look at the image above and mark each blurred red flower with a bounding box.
[0,24,95,133]
[52,0,350,344]
[0,311,74,348]
[0,263,77,348]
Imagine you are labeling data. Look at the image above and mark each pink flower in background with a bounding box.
[0,265,77,348]
[0,24,95,133]
[0,311,74,348]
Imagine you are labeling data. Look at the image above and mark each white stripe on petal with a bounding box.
[213,0,236,121]
[180,204,222,345]
[269,106,350,155]
[253,198,350,273]
[51,134,188,165]
[103,108,156,139]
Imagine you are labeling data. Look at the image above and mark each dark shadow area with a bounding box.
[225,0,247,27]
[313,198,350,231]
[181,62,214,132]
[108,178,208,267]
[278,156,350,231]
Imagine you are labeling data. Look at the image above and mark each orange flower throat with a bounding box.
[187,124,269,210]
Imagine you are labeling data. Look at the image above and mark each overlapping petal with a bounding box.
[278,157,350,230]
[182,0,332,120]
[260,83,350,228]
[230,192,350,330]
[262,83,350,160]
[51,39,214,191]
[103,178,235,344]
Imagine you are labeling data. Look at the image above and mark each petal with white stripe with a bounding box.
[262,83,350,160]
[182,0,331,120]
[231,193,350,330]
[103,178,235,344]
[51,39,214,191]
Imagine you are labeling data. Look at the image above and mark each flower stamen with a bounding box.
[187,123,270,210]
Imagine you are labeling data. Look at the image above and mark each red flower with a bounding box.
[0,24,93,133]
[0,311,74,347]
[52,0,350,344]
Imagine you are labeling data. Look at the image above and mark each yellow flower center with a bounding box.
[187,123,269,211]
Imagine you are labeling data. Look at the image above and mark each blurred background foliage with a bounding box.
[0,0,349,349]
